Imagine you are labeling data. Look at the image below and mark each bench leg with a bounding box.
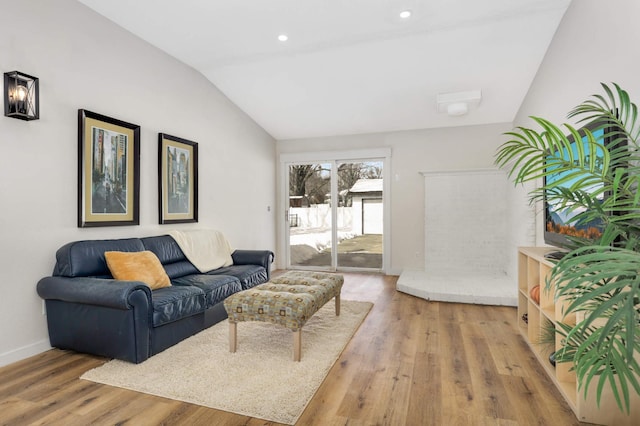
[335,293,341,316]
[229,322,237,353]
[293,329,302,362]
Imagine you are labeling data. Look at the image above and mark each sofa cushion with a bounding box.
[104,251,171,290]
[172,274,242,307]
[53,238,146,278]
[151,286,206,327]
[207,264,267,289]
[141,235,199,279]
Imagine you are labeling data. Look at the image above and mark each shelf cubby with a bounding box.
[517,291,528,334]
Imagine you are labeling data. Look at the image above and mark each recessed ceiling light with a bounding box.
[278,34,288,42]
[399,10,412,19]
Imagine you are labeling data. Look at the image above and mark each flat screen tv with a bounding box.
[543,120,624,253]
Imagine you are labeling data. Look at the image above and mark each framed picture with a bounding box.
[77,109,140,227]
[158,133,198,224]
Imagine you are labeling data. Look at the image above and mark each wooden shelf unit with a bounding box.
[517,247,639,425]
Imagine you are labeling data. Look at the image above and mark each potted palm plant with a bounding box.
[495,83,640,413]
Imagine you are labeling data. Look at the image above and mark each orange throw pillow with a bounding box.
[104,251,171,290]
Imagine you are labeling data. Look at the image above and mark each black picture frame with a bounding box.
[158,133,199,224]
[77,109,140,227]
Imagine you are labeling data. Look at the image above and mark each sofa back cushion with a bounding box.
[141,235,199,279]
[53,238,146,278]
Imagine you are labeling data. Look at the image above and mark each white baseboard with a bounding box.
[0,339,51,368]
[386,268,402,276]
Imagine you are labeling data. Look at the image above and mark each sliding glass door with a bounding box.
[284,156,386,272]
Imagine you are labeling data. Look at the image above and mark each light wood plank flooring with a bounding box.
[0,273,585,425]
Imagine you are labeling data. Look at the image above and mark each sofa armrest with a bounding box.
[232,249,274,267]
[231,250,274,279]
[37,276,153,363]
[37,276,152,309]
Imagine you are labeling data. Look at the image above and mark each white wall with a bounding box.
[0,0,276,366]
[515,0,640,245]
[278,123,513,274]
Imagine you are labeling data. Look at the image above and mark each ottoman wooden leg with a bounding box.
[229,322,237,353]
[335,293,341,316]
[293,329,302,362]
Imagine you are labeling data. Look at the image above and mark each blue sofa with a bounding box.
[36,234,274,363]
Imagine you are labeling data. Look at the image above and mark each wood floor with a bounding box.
[0,273,585,425]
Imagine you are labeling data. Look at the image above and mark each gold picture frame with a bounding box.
[158,133,198,224]
[77,109,140,227]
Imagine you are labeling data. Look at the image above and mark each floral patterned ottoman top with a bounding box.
[223,271,343,331]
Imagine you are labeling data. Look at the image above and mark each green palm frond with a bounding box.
[495,118,610,186]
[569,83,640,145]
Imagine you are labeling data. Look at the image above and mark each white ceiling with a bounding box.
[78,0,572,140]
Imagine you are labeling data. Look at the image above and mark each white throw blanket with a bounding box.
[168,229,233,273]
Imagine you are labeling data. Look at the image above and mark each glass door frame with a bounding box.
[279,148,391,273]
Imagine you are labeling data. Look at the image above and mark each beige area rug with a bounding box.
[81,300,372,425]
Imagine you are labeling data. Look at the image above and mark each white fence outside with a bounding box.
[289,205,352,231]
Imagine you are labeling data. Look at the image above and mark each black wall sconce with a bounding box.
[4,71,39,121]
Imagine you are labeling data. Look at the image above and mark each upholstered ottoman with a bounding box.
[223,271,344,361]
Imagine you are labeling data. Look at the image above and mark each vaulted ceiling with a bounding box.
[78,0,572,140]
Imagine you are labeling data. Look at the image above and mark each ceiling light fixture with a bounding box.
[436,90,482,117]
[399,10,412,19]
[446,102,468,116]
[278,34,288,42]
